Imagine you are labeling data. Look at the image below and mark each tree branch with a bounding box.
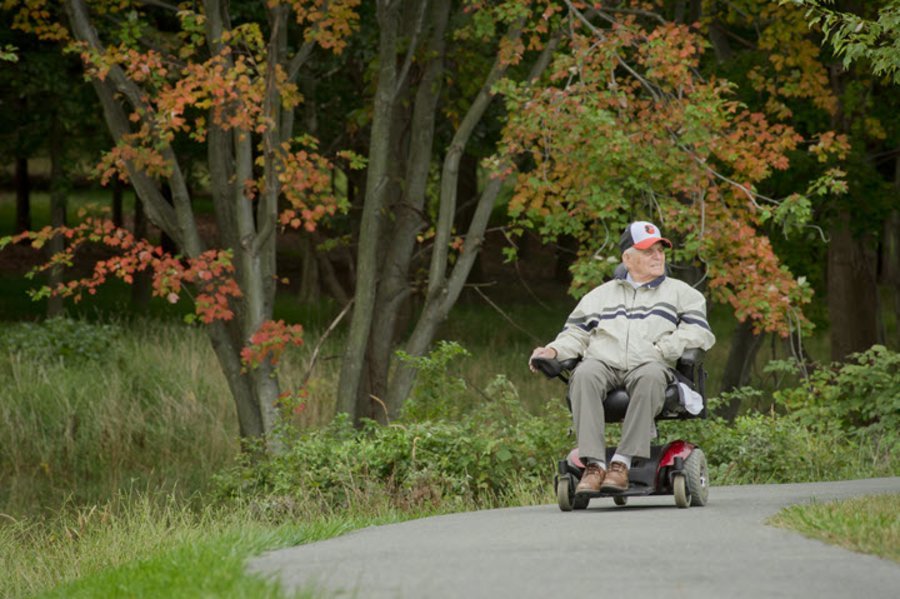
[427,17,525,296]
[393,0,431,101]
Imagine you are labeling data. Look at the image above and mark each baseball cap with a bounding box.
[619,221,672,252]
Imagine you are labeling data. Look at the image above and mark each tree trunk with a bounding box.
[47,117,67,317]
[337,0,404,422]
[131,196,152,310]
[298,233,321,304]
[363,0,452,422]
[386,175,507,412]
[385,26,560,414]
[64,0,290,449]
[112,178,124,228]
[455,153,484,283]
[718,319,764,420]
[207,321,265,437]
[14,157,31,234]
[882,159,900,347]
[827,214,879,360]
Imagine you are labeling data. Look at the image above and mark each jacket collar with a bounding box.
[614,264,666,289]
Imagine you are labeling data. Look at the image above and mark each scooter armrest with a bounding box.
[677,348,705,368]
[531,356,581,379]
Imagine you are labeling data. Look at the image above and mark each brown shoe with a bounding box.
[575,463,606,494]
[600,461,629,492]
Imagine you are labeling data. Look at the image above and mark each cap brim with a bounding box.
[633,237,672,250]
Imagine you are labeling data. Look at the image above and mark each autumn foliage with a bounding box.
[498,1,848,336]
[2,219,242,323]
[0,0,364,439]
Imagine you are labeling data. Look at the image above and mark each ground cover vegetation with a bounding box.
[1,318,897,596]
[769,493,900,563]
[1,0,899,595]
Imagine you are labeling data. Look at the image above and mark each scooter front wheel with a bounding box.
[557,476,574,511]
[557,475,589,511]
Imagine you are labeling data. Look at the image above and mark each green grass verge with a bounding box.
[768,494,900,563]
[2,484,548,598]
[2,492,401,598]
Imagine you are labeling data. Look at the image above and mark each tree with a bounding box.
[0,11,107,316]
[336,0,563,422]
[785,0,900,358]
[770,0,900,359]
[499,1,850,347]
[3,0,358,447]
[789,0,900,83]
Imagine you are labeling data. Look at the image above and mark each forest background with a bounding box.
[0,1,898,596]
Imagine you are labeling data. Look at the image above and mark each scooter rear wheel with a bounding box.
[685,447,709,507]
[673,474,690,508]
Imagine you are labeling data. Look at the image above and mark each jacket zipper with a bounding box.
[624,285,638,370]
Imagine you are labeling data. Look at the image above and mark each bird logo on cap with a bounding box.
[645,224,655,234]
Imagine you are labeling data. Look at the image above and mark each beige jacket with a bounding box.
[547,271,715,371]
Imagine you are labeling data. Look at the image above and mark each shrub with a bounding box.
[663,347,900,485]
[774,345,899,447]
[0,317,120,363]
[214,376,573,514]
[220,344,900,512]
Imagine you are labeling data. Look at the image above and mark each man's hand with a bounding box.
[528,346,558,373]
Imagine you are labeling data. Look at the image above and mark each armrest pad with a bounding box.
[677,348,706,368]
[531,356,581,379]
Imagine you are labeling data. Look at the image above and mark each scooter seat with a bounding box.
[532,348,707,421]
[602,383,684,423]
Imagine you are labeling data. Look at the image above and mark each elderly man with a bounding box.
[529,221,715,495]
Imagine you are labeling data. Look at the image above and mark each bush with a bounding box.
[775,345,899,446]
[215,368,573,514]
[663,347,900,484]
[220,344,900,512]
[0,317,120,363]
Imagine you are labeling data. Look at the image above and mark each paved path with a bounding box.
[248,477,900,598]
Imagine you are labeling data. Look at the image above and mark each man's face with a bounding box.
[623,242,666,282]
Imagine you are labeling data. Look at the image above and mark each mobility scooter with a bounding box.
[532,348,710,510]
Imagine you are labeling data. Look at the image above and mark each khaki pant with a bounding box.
[569,359,672,461]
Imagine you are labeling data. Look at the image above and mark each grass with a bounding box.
[768,494,900,563]
[0,479,548,598]
[0,319,239,514]
[0,491,373,598]
[0,300,896,596]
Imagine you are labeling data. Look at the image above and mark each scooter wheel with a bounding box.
[557,475,589,511]
[613,495,628,506]
[573,492,589,510]
[685,447,709,507]
[673,474,690,508]
[557,476,574,512]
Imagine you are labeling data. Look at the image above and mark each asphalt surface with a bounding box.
[248,477,900,598]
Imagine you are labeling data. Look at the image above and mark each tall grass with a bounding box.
[0,320,239,513]
[1,491,314,598]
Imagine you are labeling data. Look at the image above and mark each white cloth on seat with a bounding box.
[677,382,704,415]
